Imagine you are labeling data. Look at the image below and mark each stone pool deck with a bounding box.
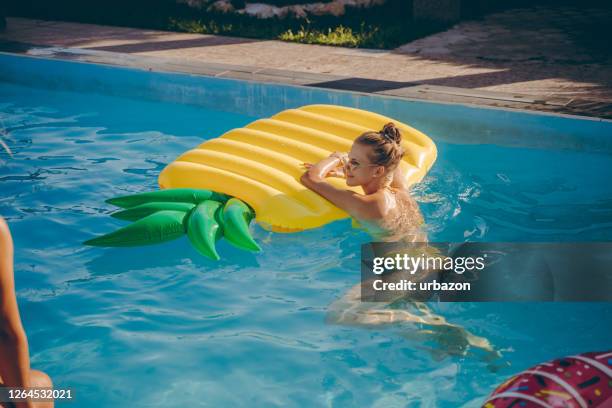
[1,4,611,119]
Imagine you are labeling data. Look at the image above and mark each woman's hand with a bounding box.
[329,152,347,162]
[301,152,347,179]
[302,162,345,178]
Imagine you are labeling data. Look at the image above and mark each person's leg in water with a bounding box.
[0,217,54,408]
[326,281,504,369]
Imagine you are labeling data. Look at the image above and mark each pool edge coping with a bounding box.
[1,41,611,124]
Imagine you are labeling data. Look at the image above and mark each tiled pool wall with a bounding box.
[1,52,611,154]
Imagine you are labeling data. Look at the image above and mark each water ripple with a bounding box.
[2,81,612,407]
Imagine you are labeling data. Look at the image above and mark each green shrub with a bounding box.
[280,23,387,48]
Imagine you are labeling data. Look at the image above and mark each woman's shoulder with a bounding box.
[388,188,423,221]
[354,190,388,220]
[394,188,418,206]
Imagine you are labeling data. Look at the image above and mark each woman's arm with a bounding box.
[0,218,33,406]
[300,156,383,220]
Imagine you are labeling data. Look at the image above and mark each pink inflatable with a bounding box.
[484,350,612,408]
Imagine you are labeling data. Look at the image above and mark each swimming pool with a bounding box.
[1,53,611,407]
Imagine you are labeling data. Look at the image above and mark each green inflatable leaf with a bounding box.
[186,201,224,260]
[91,189,260,260]
[106,188,229,209]
[84,210,187,247]
[111,202,196,222]
[221,198,260,252]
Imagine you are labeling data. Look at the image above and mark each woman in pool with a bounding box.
[301,124,501,363]
[0,217,53,408]
[300,122,423,242]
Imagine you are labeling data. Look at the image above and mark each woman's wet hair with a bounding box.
[355,122,404,170]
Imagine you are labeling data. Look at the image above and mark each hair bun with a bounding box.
[380,122,402,144]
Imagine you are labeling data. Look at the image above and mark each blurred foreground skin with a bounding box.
[0,217,53,408]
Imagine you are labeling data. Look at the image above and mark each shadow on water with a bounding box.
[78,238,260,279]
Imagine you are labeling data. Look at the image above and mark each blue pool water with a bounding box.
[1,54,611,407]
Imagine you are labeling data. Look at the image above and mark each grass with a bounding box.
[280,25,368,48]
[168,18,407,49]
[8,0,450,49]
